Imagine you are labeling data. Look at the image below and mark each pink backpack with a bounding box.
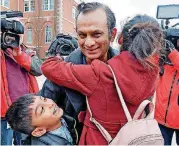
[86,65,164,145]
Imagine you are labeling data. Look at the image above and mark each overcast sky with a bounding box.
[77,0,179,30]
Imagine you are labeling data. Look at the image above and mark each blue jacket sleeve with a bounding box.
[39,79,66,106]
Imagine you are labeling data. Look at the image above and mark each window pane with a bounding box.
[24,3,28,6]
[24,0,35,11]
[24,1,29,11]
[27,28,32,44]
[30,1,35,11]
[45,0,48,4]
[3,0,9,7]
[49,0,54,10]
[50,4,54,10]
[43,0,48,10]
[45,26,52,43]
[43,0,54,10]
[25,6,29,11]
[43,5,48,10]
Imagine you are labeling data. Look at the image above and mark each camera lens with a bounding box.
[3,32,20,48]
[5,35,16,45]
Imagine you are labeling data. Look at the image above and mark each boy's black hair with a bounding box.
[5,94,36,135]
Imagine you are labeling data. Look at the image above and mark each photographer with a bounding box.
[155,40,179,145]
[1,16,42,145]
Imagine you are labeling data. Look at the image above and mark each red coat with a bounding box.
[42,51,159,145]
[1,49,40,117]
[155,49,179,129]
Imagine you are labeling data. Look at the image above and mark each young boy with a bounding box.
[5,94,73,145]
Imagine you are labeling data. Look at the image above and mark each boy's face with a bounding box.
[29,96,63,132]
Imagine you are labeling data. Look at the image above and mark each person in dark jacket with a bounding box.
[5,94,73,145]
[39,2,118,144]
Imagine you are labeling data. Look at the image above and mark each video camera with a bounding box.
[0,11,24,50]
[46,33,78,57]
[156,4,179,50]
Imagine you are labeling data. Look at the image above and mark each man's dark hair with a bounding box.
[5,94,35,135]
[76,2,116,38]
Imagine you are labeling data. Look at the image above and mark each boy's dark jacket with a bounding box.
[23,132,71,145]
[38,47,118,143]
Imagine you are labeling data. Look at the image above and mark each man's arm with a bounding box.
[13,47,42,76]
[38,79,66,106]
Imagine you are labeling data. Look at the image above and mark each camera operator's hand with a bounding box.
[164,39,175,52]
[163,39,176,65]
[12,34,23,56]
[56,53,64,60]
[12,46,22,56]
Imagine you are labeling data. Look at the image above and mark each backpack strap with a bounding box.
[133,91,156,120]
[132,100,152,120]
[85,65,133,143]
[86,97,113,143]
[108,65,132,122]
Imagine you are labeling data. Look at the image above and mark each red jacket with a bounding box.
[42,51,159,145]
[1,49,40,117]
[155,49,179,129]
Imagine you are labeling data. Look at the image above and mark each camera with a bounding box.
[156,4,179,76]
[163,26,179,51]
[156,4,179,51]
[46,33,78,57]
[1,11,24,50]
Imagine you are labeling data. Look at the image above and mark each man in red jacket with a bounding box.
[155,40,179,145]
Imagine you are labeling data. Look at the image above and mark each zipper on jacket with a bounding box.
[73,118,79,144]
[164,70,178,125]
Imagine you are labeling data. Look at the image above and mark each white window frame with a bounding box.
[26,28,33,44]
[72,6,76,19]
[24,0,35,12]
[45,25,52,43]
[1,0,9,8]
[42,0,54,11]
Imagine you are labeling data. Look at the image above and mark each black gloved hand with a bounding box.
[163,39,175,65]
[46,33,78,57]
[164,39,175,53]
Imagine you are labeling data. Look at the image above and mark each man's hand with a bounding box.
[163,39,175,65]
[12,46,22,56]
[164,39,175,52]
[56,53,64,60]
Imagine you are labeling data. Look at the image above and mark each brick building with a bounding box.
[1,0,79,58]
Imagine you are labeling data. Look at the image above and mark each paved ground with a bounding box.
[36,75,177,145]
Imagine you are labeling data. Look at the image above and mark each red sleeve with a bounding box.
[168,49,179,70]
[41,57,100,96]
[13,52,31,71]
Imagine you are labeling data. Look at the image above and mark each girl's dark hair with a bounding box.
[121,15,164,68]
[5,94,36,135]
